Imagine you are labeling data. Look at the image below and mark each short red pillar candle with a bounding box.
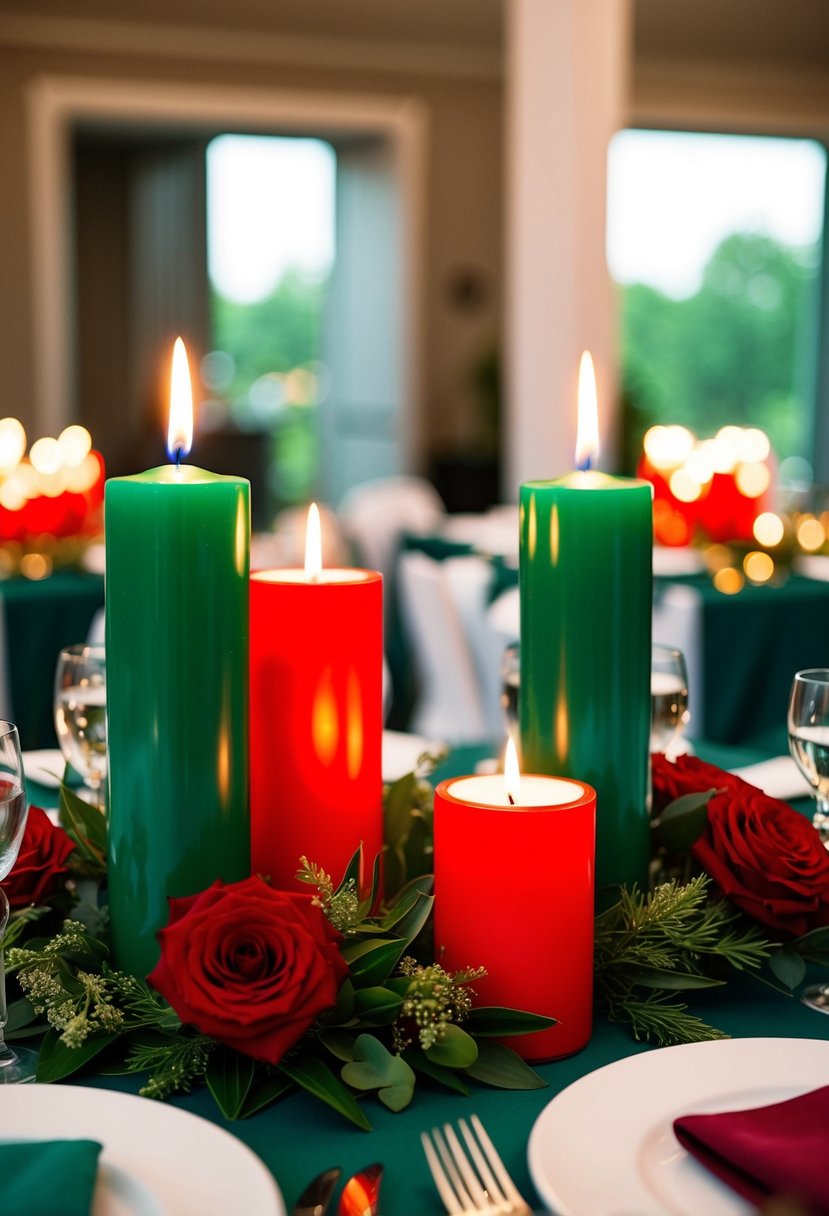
[434,761,595,1061]
[249,506,383,891]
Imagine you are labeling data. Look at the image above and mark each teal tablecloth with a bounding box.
[22,737,827,1215]
[1,572,105,749]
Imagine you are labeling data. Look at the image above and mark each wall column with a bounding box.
[504,0,632,491]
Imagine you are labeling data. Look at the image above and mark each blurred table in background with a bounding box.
[0,572,105,748]
[653,573,829,743]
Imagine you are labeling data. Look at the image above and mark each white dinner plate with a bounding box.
[1,1084,285,1216]
[527,1037,829,1216]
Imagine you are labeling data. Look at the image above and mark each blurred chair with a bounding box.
[339,476,445,584]
[87,607,105,645]
[397,551,488,743]
[442,556,506,742]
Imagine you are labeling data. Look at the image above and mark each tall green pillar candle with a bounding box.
[105,343,251,977]
[519,472,652,894]
[520,355,646,899]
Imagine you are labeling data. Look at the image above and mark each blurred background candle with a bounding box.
[434,741,595,1061]
[250,503,382,890]
[519,352,652,895]
[106,338,250,978]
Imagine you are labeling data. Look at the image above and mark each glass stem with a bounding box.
[813,795,829,842]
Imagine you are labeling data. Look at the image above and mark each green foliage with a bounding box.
[621,232,819,467]
[7,836,552,1128]
[594,876,771,1045]
[211,269,328,403]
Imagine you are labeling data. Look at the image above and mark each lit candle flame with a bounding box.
[304,502,322,579]
[166,338,194,464]
[574,350,599,472]
[504,736,521,805]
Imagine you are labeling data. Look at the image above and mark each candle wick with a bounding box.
[576,454,593,472]
[174,446,184,470]
[507,793,515,806]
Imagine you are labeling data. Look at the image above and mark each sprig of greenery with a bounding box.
[595,876,772,1045]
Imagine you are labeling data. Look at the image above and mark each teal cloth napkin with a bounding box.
[0,1139,102,1216]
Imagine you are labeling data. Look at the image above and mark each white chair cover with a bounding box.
[397,551,488,743]
[339,476,445,584]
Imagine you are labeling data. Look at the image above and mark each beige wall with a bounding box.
[0,32,502,466]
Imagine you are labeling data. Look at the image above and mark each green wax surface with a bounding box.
[105,464,250,977]
[519,473,653,893]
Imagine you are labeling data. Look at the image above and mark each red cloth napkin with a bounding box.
[673,1085,829,1214]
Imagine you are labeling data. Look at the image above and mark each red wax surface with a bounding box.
[250,569,383,891]
[434,775,596,1061]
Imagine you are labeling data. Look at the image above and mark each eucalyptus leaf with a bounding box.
[340,1034,416,1112]
[280,1052,372,1132]
[205,1046,255,1120]
[768,948,808,992]
[464,1040,547,1090]
[424,1023,478,1069]
[465,1006,557,1038]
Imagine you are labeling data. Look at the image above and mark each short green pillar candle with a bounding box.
[519,471,653,894]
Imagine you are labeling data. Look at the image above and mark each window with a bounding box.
[205,135,336,507]
[607,130,827,485]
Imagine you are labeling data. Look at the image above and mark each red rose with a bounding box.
[148,877,349,1065]
[652,753,742,813]
[653,754,829,937]
[1,806,75,910]
[692,784,829,938]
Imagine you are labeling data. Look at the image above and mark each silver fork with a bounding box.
[420,1114,532,1216]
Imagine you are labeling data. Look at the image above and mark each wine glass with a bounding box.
[54,643,107,810]
[651,644,690,756]
[787,669,829,1013]
[787,669,829,839]
[0,721,38,1083]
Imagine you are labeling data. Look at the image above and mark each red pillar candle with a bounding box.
[434,749,595,1061]
[250,505,383,891]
